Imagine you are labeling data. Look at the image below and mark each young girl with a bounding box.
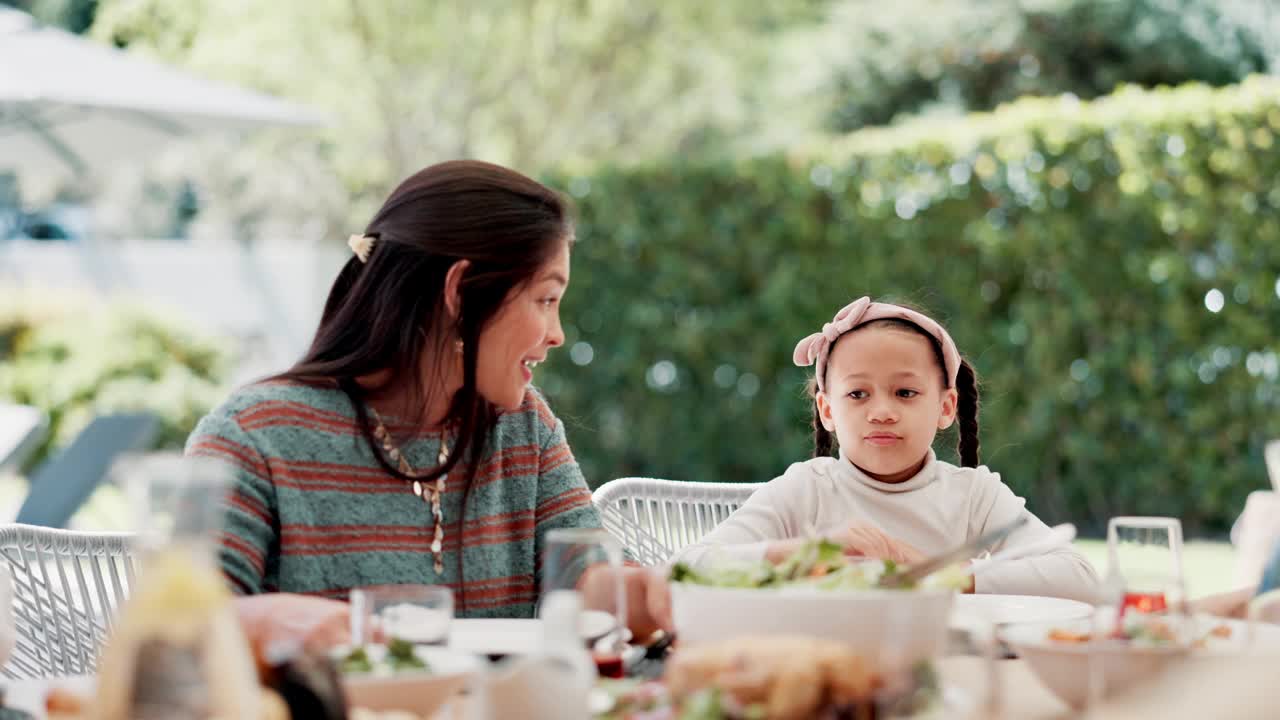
[676,296,1099,602]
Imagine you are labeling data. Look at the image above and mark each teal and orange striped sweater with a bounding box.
[184,380,600,619]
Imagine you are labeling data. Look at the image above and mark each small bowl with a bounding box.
[335,644,483,715]
[1001,619,1189,710]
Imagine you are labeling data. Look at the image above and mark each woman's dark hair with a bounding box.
[810,314,981,468]
[273,160,572,605]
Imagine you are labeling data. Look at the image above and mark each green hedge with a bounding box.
[543,76,1280,535]
[0,292,234,471]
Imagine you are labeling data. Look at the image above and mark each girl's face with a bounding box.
[816,325,958,483]
[475,241,570,410]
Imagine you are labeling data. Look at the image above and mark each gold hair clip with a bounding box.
[347,234,375,263]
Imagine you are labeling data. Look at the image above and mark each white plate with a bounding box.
[952,593,1093,627]
[927,684,978,720]
[447,611,617,656]
[1190,615,1280,654]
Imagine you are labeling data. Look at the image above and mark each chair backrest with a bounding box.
[15,412,159,528]
[0,403,48,474]
[0,523,136,679]
[592,477,763,566]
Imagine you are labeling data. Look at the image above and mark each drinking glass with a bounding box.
[1082,517,1191,713]
[98,453,260,720]
[350,584,453,646]
[1104,516,1186,619]
[541,528,627,678]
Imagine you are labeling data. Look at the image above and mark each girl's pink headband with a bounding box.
[792,296,961,392]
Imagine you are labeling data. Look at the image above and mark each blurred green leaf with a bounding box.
[0,291,235,471]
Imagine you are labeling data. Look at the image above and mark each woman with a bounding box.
[1192,541,1280,621]
[187,160,670,647]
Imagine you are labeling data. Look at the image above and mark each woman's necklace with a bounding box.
[369,408,449,574]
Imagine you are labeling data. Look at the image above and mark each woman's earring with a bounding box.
[454,339,464,354]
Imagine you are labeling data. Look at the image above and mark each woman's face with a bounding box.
[475,241,570,410]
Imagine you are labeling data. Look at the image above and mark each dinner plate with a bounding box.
[952,593,1094,627]
[447,611,617,656]
[1192,615,1280,654]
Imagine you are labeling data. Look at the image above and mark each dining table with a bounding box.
[3,641,1277,718]
[0,658,1126,719]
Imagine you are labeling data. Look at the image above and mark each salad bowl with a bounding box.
[334,639,482,715]
[669,540,959,672]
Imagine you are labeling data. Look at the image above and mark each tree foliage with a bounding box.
[790,0,1280,132]
[0,291,234,469]
[90,0,821,236]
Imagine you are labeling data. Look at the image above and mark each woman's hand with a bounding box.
[235,593,352,653]
[630,566,674,641]
[580,564,674,642]
[1190,587,1257,619]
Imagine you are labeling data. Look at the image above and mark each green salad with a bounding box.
[339,637,429,675]
[670,539,968,592]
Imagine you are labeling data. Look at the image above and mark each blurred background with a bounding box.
[3,0,1280,594]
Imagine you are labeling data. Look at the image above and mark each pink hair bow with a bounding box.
[792,296,960,391]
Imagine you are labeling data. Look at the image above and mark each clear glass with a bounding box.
[949,610,1000,717]
[1084,604,1111,712]
[95,453,260,720]
[872,596,966,718]
[1083,517,1192,714]
[120,452,232,556]
[350,584,453,646]
[541,528,627,678]
[1104,516,1186,617]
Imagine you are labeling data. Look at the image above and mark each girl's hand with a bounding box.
[764,538,808,564]
[836,525,926,566]
[764,527,924,566]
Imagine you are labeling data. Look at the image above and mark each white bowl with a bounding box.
[1001,619,1189,710]
[670,582,954,673]
[336,644,483,715]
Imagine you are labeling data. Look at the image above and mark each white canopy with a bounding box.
[0,6,324,183]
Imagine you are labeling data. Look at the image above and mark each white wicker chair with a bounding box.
[0,524,137,679]
[592,478,763,566]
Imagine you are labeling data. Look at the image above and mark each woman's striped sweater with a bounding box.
[184,380,601,619]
